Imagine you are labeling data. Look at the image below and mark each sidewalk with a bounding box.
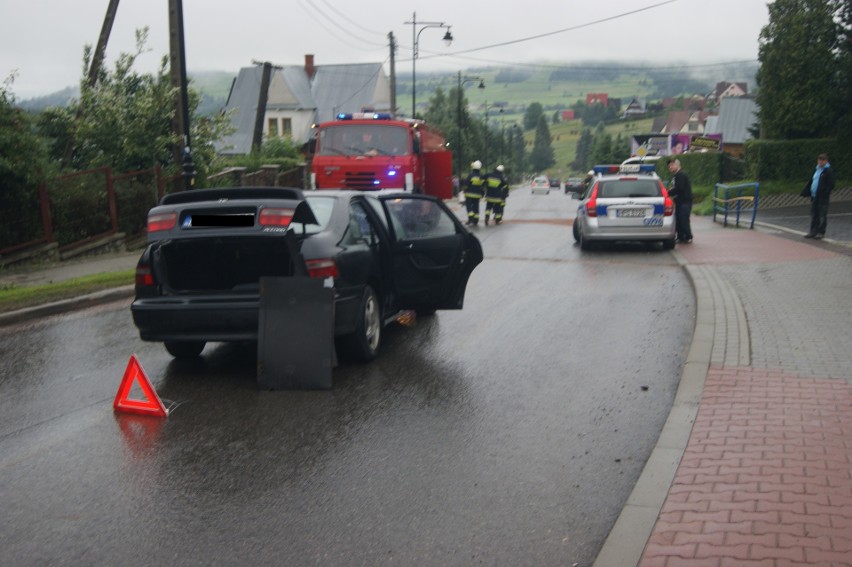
[595,216,852,566]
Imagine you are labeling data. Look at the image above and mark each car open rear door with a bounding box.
[379,195,483,311]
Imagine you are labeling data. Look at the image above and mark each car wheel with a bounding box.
[579,231,593,251]
[572,220,580,243]
[164,340,205,358]
[339,285,381,362]
[662,238,676,250]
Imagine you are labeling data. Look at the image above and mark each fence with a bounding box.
[713,182,759,228]
[0,166,180,263]
[1,164,307,264]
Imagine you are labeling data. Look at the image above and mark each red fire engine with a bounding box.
[308,113,453,199]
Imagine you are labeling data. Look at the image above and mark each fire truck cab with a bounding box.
[308,113,453,199]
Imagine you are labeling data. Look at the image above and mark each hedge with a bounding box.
[744,138,847,181]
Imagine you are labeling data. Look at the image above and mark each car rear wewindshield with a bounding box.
[290,195,336,235]
[599,179,661,198]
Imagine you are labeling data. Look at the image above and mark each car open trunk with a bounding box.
[151,235,305,295]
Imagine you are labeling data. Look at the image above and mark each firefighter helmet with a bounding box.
[496,165,504,172]
[471,160,482,170]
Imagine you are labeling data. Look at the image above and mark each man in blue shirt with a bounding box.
[803,153,835,239]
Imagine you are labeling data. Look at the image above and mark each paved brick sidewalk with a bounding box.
[595,216,852,567]
[641,218,852,566]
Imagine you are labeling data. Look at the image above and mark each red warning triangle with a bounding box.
[113,354,168,417]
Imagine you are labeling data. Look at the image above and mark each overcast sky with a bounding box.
[2,0,771,99]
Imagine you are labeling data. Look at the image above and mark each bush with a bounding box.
[744,138,847,181]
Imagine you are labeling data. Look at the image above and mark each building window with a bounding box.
[281,118,292,138]
[267,118,278,138]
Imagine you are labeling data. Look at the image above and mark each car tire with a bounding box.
[572,221,580,243]
[579,231,593,251]
[662,238,676,250]
[339,285,381,362]
[164,340,205,358]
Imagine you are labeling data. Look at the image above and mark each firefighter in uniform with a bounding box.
[484,164,509,225]
[464,160,486,226]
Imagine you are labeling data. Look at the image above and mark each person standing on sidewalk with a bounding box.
[463,160,486,226]
[484,165,508,225]
[802,153,835,239]
[667,158,693,244]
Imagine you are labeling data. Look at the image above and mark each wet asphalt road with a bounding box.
[0,188,694,566]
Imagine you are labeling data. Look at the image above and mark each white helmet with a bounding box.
[471,160,482,170]
[496,165,504,172]
[587,170,595,176]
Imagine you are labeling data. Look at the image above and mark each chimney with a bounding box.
[305,54,315,79]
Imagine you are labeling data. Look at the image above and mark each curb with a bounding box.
[592,248,710,567]
[0,285,135,327]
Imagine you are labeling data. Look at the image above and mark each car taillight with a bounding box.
[661,184,673,216]
[259,207,295,226]
[147,212,176,233]
[306,258,339,279]
[585,185,599,217]
[135,264,154,287]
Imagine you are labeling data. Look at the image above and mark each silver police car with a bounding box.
[571,164,676,251]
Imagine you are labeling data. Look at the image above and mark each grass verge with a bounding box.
[0,270,134,313]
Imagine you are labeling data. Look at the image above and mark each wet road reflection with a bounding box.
[0,190,694,565]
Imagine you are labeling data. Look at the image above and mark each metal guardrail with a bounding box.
[713,182,759,228]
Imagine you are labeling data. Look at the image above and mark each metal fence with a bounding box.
[0,166,179,258]
[1,163,306,261]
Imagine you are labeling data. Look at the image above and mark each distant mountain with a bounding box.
[17,70,235,116]
[17,63,758,117]
[18,86,78,112]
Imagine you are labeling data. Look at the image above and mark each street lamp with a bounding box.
[405,12,452,118]
[456,71,485,190]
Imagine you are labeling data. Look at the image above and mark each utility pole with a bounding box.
[252,61,273,153]
[388,32,397,116]
[61,0,120,168]
[168,0,195,189]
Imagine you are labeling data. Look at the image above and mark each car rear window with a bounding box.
[291,195,336,234]
[598,180,661,198]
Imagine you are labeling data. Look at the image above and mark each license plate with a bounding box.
[617,208,646,218]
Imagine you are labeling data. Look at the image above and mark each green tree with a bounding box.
[590,137,613,166]
[425,85,486,179]
[529,115,555,172]
[756,0,842,138]
[523,102,543,131]
[0,75,54,247]
[43,29,231,183]
[833,0,852,140]
[572,127,593,171]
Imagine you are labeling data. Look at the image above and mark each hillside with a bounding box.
[17,62,756,178]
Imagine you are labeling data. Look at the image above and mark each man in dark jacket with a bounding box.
[484,165,508,225]
[464,160,486,226]
[803,153,835,239]
[667,158,693,243]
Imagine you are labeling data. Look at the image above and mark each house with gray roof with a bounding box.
[216,55,391,155]
[703,96,759,157]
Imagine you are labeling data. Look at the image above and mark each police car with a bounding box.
[571,164,675,251]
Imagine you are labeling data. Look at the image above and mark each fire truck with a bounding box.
[308,113,453,199]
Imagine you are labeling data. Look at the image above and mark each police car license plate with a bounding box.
[617,208,646,218]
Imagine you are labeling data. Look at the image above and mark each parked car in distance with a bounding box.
[531,176,550,195]
[572,164,675,251]
[131,187,483,361]
[564,177,586,195]
[549,177,561,189]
